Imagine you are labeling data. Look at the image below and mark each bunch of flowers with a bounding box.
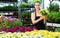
[39,9,49,18]
[0,30,60,38]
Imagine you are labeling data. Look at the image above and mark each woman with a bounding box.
[31,1,46,30]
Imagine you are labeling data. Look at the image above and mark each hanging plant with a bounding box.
[20,3,28,8]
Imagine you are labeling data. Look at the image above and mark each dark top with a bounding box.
[34,11,46,30]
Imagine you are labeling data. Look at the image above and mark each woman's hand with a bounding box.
[39,16,43,20]
[31,13,44,24]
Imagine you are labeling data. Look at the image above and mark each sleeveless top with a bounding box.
[34,11,46,30]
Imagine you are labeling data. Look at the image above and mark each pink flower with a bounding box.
[4,28,18,33]
[19,26,25,32]
[8,16,17,22]
[33,26,37,30]
[25,27,33,32]
[4,26,19,33]
[0,28,2,31]
[4,28,9,33]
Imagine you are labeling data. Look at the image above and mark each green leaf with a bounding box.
[13,20,23,26]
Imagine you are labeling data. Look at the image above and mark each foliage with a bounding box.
[20,3,28,8]
[20,3,34,8]
[0,16,23,28]
[48,4,59,12]
[20,12,32,27]
[20,12,31,18]
[30,0,42,4]
[20,0,42,8]
[47,11,60,23]
[0,6,18,11]
[13,20,23,26]
[23,0,28,3]
[28,4,34,8]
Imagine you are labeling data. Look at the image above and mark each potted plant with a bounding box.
[0,6,18,11]
[47,11,60,23]
[20,3,28,8]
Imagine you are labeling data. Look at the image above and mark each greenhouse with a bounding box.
[0,0,60,38]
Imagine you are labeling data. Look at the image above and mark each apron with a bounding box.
[33,11,46,30]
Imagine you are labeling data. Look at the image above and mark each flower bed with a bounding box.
[0,15,36,32]
[0,15,23,32]
[0,30,60,38]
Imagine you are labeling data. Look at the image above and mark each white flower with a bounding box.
[34,34,42,38]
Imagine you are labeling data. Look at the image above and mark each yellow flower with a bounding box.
[0,15,3,22]
[25,32,31,36]
[0,15,2,18]
[0,18,2,22]
[16,33,22,37]
[39,9,49,16]
[2,23,6,26]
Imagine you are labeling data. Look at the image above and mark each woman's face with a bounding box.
[35,3,40,10]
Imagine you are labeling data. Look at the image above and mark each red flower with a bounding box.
[25,27,33,32]
[0,28,2,31]
[33,26,37,30]
[19,26,25,32]
[4,28,9,33]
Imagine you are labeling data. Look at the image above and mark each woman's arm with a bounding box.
[31,13,43,24]
[44,18,46,24]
